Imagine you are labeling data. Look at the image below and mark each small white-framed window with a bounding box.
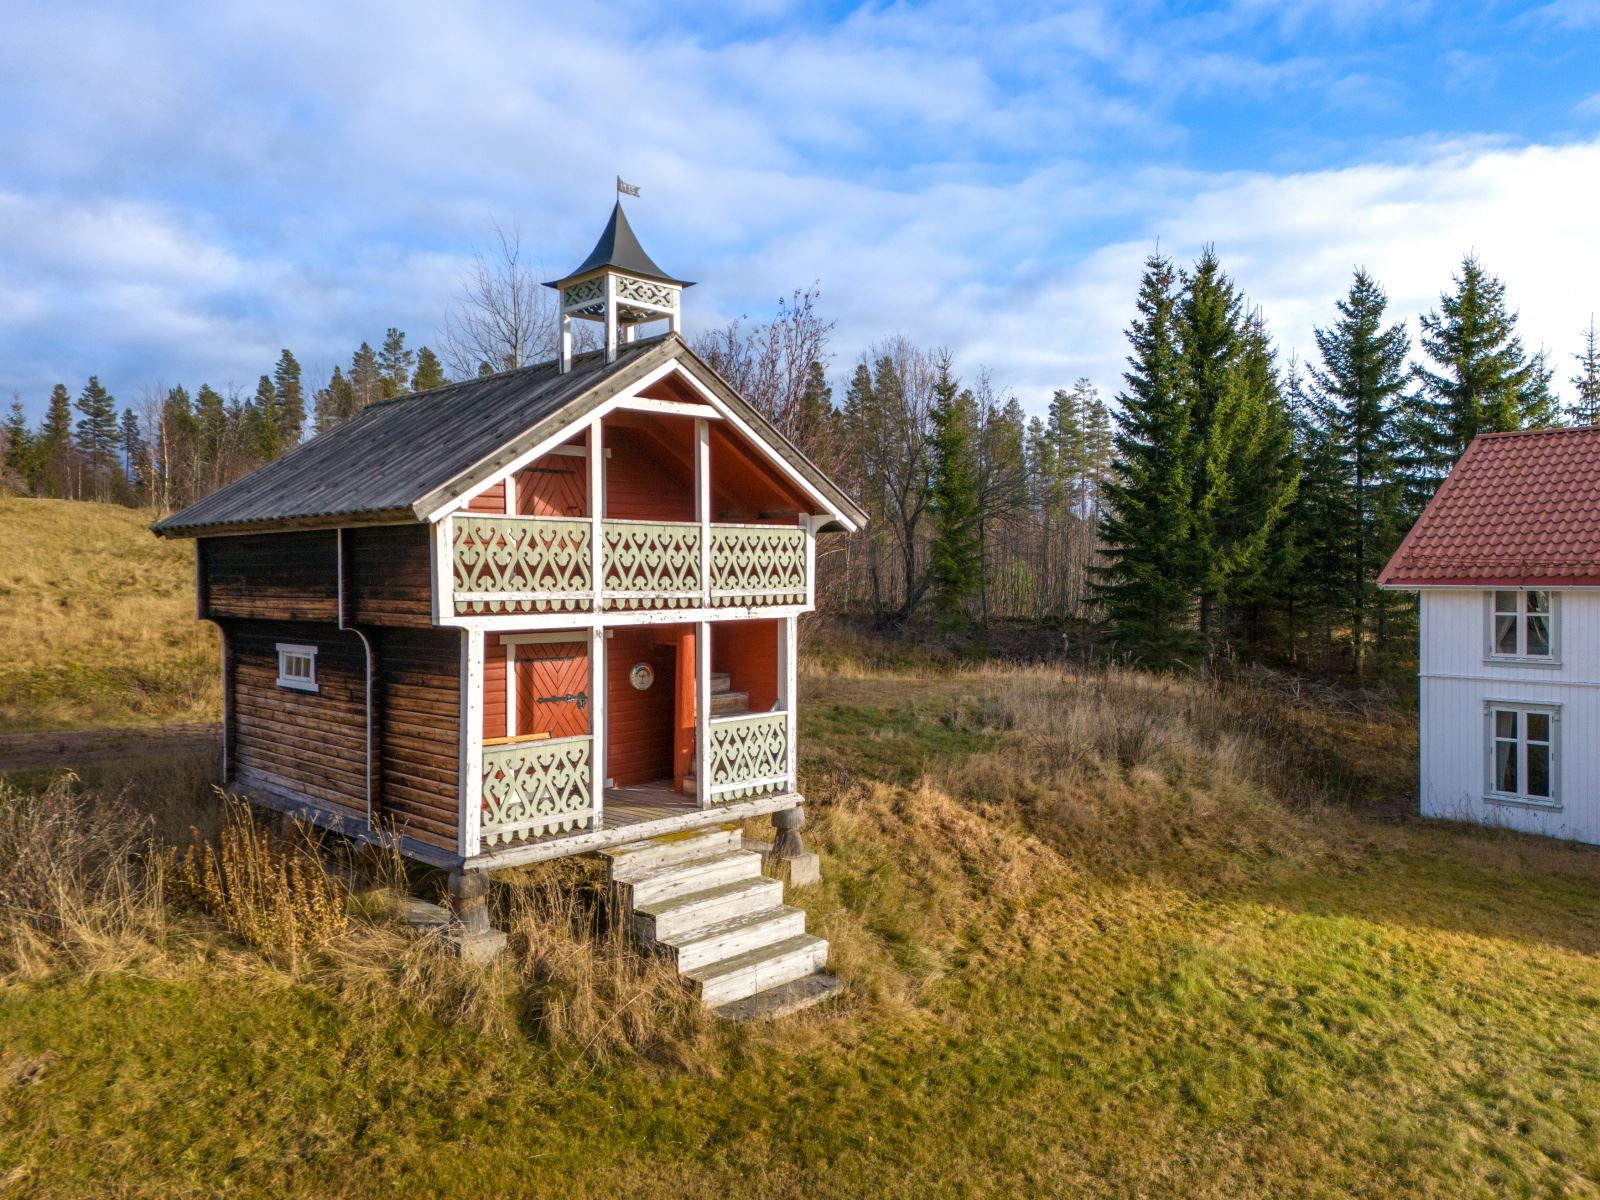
[1486,589,1559,663]
[1484,701,1559,807]
[275,643,319,693]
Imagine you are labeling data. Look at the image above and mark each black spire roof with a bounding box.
[546,200,692,289]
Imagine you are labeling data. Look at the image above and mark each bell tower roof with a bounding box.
[549,196,691,373]
[547,200,692,289]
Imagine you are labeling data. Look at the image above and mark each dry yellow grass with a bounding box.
[0,496,218,731]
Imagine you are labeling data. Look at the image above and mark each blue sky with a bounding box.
[3,0,1599,423]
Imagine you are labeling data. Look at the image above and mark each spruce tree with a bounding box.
[74,376,121,500]
[411,346,448,393]
[377,328,414,399]
[927,355,982,631]
[273,349,305,445]
[38,384,74,497]
[195,384,227,486]
[314,366,358,433]
[1096,253,1199,664]
[2,399,30,490]
[119,408,147,495]
[1307,269,1410,677]
[253,375,284,461]
[1408,254,1550,495]
[1571,318,1600,426]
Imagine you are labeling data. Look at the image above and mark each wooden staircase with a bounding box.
[708,670,748,717]
[602,824,841,1020]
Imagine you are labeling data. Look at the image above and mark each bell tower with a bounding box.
[546,198,693,373]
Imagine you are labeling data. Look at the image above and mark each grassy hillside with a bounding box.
[5,499,1600,1195]
[0,496,218,731]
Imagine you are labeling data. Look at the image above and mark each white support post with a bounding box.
[588,420,604,613]
[503,637,516,738]
[604,274,618,365]
[803,514,817,612]
[695,417,711,606]
[590,625,607,829]
[696,619,711,809]
[781,616,797,793]
[431,517,453,625]
[459,629,485,859]
[559,312,572,374]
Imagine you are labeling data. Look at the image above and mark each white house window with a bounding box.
[276,643,319,692]
[1487,590,1557,662]
[1485,703,1558,806]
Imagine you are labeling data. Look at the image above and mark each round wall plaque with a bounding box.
[629,662,655,691]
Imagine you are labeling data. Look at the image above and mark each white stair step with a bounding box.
[603,825,742,880]
[713,973,844,1022]
[710,671,732,693]
[633,875,784,942]
[686,933,830,1007]
[663,906,808,974]
[615,850,761,909]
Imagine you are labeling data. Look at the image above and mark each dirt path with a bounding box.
[0,723,221,772]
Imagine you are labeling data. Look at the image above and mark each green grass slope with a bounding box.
[0,496,218,731]
[4,505,1600,1196]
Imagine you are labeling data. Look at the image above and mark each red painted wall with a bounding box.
[606,625,679,787]
[605,426,694,521]
[712,619,781,712]
[465,481,506,514]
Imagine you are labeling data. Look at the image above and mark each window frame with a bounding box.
[1483,589,1560,667]
[275,643,319,693]
[1483,700,1560,809]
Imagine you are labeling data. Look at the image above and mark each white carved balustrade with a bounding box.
[602,520,702,609]
[709,525,807,608]
[705,712,790,802]
[450,516,808,615]
[480,735,594,847]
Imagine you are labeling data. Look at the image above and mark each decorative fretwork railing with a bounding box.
[706,712,790,802]
[450,516,807,615]
[709,525,806,608]
[603,520,702,609]
[481,735,594,847]
[453,516,592,616]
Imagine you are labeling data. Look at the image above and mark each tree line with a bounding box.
[4,238,1598,679]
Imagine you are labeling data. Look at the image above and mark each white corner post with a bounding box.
[803,514,817,611]
[695,417,711,606]
[779,615,797,793]
[559,311,572,374]
[590,624,606,830]
[588,419,604,613]
[604,273,619,365]
[460,628,485,859]
[696,619,711,809]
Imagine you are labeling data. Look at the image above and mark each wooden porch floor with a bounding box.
[602,779,698,828]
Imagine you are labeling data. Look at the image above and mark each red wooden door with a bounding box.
[516,453,587,517]
[514,642,589,738]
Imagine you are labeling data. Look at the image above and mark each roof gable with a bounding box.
[1378,426,1600,588]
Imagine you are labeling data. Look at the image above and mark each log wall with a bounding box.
[347,524,435,628]
[202,532,338,622]
[375,626,462,850]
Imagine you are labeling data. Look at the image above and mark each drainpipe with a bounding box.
[336,527,376,831]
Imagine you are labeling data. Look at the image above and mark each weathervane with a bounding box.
[616,176,640,197]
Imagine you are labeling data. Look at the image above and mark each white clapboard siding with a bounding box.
[1419,588,1600,845]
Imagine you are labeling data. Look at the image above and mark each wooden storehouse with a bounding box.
[154,202,865,1013]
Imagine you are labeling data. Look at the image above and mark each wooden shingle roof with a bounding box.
[1378,426,1600,588]
[153,334,864,537]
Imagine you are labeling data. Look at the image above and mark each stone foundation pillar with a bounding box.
[769,806,820,886]
[446,868,507,962]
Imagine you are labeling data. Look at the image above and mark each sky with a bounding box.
[3,0,1600,423]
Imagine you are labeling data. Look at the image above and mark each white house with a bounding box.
[1380,426,1600,845]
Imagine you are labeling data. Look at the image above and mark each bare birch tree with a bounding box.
[443,223,561,378]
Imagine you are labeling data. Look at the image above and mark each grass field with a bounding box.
[5,499,1600,1197]
[0,496,218,731]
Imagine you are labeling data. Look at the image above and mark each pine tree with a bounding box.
[377,328,414,400]
[1408,254,1551,495]
[1571,318,1600,426]
[350,342,382,409]
[195,384,227,488]
[1306,269,1410,677]
[119,407,147,496]
[273,349,305,446]
[1096,253,1199,664]
[74,376,121,500]
[927,355,982,631]
[411,346,448,393]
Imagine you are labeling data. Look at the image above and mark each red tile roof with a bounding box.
[1379,426,1600,588]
